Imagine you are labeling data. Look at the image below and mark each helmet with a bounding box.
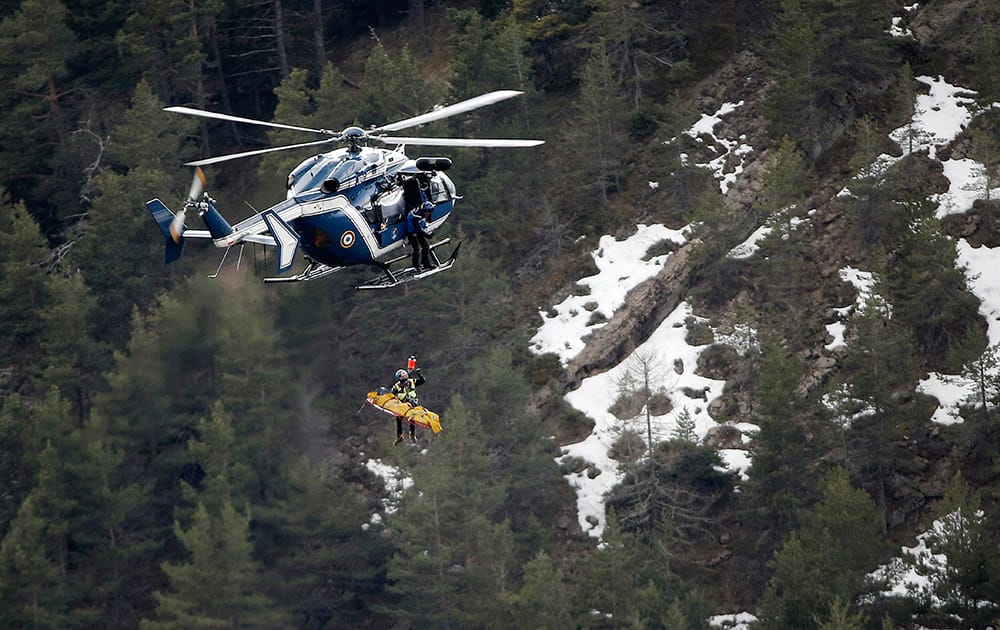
[395,369,409,381]
[420,201,434,214]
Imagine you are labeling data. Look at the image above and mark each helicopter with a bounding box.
[146,90,543,289]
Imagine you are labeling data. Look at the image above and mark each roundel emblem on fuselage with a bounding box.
[340,230,356,248]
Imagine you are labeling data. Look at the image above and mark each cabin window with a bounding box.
[428,178,449,203]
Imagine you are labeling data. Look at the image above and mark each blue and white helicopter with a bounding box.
[146,91,543,289]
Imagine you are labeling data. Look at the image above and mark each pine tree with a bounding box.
[144,402,287,628]
[758,468,884,630]
[212,282,302,515]
[449,8,534,100]
[761,0,822,152]
[0,389,146,627]
[103,79,198,172]
[745,340,827,541]
[462,347,565,533]
[67,94,193,348]
[0,193,51,395]
[920,474,1000,623]
[143,502,285,629]
[969,116,1000,203]
[971,22,1000,106]
[814,598,866,630]
[883,211,981,368]
[0,0,83,225]
[572,40,628,207]
[0,395,38,534]
[385,396,509,626]
[763,0,894,156]
[115,0,222,104]
[503,551,573,629]
[359,44,445,126]
[759,135,815,221]
[572,512,678,625]
[255,459,391,628]
[0,494,74,628]
[40,271,106,424]
[960,341,1000,422]
[837,294,918,527]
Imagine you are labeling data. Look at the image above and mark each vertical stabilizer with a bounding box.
[262,210,300,273]
[146,199,185,264]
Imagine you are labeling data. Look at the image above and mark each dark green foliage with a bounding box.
[569,41,628,208]
[883,213,981,370]
[571,512,705,628]
[115,0,223,104]
[0,0,84,230]
[836,295,920,528]
[837,117,908,248]
[449,8,534,100]
[359,43,446,126]
[0,396,38,536]
[0,194,51,394]
[463,347,566,537]
[503,551,573,628]
[918,474,1000,625]
[758,468,885,630]
[67,79,198,347]
[0,494,77,628]
[744,341,830,541]
[255,460,391,628]
[259,64,359,186]
[0,389,145,627]
[971,21,1000,106]
[144,502,284,629]
[759,136,815,217]
[607,439,730,540]
[41,272,107,423]
[385,396,511,626]
[762,0,895,157]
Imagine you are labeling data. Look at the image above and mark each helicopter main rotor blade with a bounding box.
[184,138,339,167]
[373,90,525,133]
[375,136,545,148]
[165,106,335,136]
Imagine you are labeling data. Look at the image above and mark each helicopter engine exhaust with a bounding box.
[415,157,452,171]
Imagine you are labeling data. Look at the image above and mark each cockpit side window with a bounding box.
[428,177,450,203]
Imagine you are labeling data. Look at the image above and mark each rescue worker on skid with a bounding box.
[406,201,436,272]
[391,367,426,444]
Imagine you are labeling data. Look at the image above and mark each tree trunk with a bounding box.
[313,0,326,78]
[274,0,290,79]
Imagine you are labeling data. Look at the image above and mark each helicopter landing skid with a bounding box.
[355,240,462,291]
[263,260,347,283]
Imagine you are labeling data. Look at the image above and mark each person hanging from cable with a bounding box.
[391,359,426,444]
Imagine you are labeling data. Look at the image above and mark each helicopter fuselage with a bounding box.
[230,145,456,268]
[150,90,539,285]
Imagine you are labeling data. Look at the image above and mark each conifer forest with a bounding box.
[2,0,1000,627]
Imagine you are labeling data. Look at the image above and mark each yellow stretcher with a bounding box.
[365,391,443,433]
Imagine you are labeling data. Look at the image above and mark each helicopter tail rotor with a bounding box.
[168,167,207,243]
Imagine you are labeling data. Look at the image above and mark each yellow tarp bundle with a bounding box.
[366,391,443,433]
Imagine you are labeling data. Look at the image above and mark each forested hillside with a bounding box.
[2,0,1000,627]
